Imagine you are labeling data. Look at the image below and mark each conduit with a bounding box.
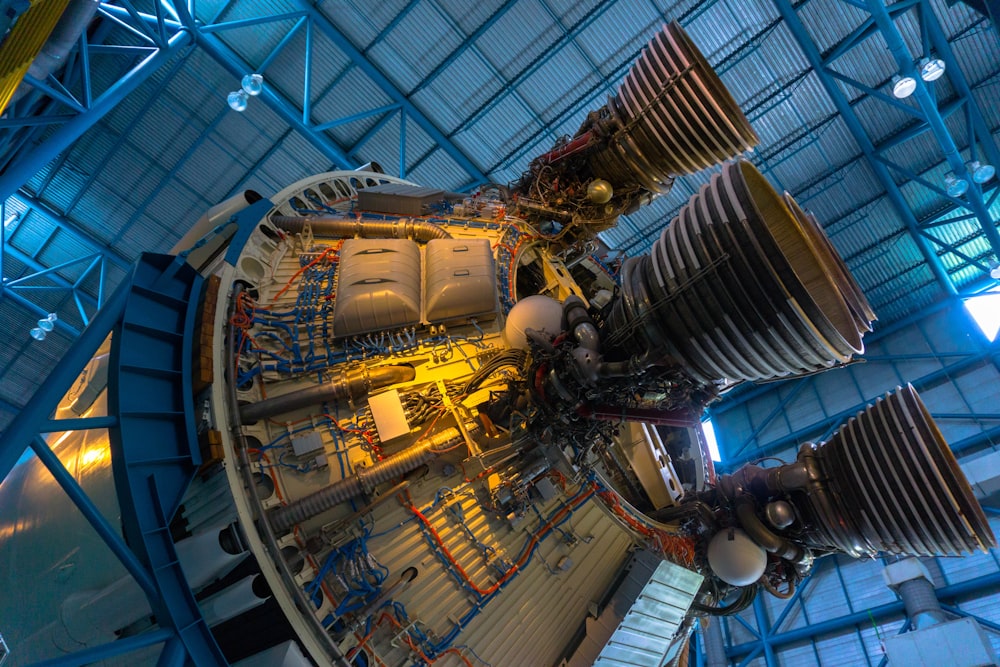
[268,424,478,534]
[272,215,452,241]
[239,364,414,424]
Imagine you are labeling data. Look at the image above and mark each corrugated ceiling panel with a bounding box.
[215,0,300,23]
[215,16,303,71]
[434,0,506,33]
[521,47,601,122]
[318,1,404,50]
[813,631,868,666]
[256,28,350,123]
[407,147,473,191]
[310,67,394,149]
[367,2,465,93]
[477,0,563,79]
[411,48,503,133]
[470,94,547,166]
[575,2,658,74]
[544,0,612,26]
[70,182,141,245]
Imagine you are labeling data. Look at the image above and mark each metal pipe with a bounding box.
[734,497,804,562]
[702,617,728,667]
[268,424,478,533]
[897,575,948,629]
[13,0,100,105]
[271,215,452,241]
[239,364,414,423]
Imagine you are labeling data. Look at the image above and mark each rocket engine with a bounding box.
[1,19,994,667]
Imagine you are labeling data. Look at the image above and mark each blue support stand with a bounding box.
[1,251,229,666]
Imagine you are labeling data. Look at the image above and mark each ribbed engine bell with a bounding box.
[783,193,876,333]
[803,384,995,556]
[604,160,873,384]
[587,21,759,193]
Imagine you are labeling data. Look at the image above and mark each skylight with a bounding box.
[702,419,722,462]
[963,286,1000,342]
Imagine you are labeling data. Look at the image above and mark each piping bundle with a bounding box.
[271,215,452,241]
[603,160,872,383]
[588,21,759,193]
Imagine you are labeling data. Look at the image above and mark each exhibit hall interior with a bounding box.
[1,1,999,665]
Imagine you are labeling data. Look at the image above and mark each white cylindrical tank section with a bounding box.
[232,640,313,667]
[61,575,152,645]
[706,527,767,586]
[169,190,264,255]
[502,294,565,350]
[199,575,271,627]
[174,523,249,590]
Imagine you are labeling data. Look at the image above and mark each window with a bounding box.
[963,286,1000,342]
[702,418,722,462]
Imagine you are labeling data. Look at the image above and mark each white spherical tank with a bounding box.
[502,294,564,350]
[707,528,767,586]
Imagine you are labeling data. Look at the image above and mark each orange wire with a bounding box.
[407,486,595,598]
[271,244,339,303]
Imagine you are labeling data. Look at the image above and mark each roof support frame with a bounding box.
[714,344,1000,465]
[284,1,490,186]
[0,27,193,202]
[726,569,1000,660]
[774,0,958,296]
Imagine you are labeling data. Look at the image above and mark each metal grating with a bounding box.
[593,559,704,666]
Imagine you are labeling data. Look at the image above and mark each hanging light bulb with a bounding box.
[891,74,917,99]
[227,90,249,112]
[918,57,946,82]
[29,327,46,341]
[966,160,996,185]
[37,312,57,333]
[945,173,969,197]
[241,73,264,96]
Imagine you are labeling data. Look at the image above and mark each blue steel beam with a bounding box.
[449,0,617,138]
[727,570,1000,659]
[716,344,1000,467]
[0,268,128,483]
[4,289,82,337]
[287,2,490,186]
[752,594,778,667]
[169,5,356,171]
[0,30,194,201]
[864,0,1000,259]
[773,0,957,296]
[408,0,520,95]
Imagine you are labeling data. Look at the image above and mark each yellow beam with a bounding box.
[0,0,73,115]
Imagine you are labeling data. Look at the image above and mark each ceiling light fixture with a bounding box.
[227,89,249,112]
[944,172,969,197]
[241,73,264,96]
[29,313,57,341]
[966,160,996,185]
[918,57,946,82]
[891,74,917,99]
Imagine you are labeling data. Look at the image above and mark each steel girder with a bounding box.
[774,0,1000,297]
[726,566,1000,662]
[0,1,496,335]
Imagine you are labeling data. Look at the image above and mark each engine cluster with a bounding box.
[197,21,994,666]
